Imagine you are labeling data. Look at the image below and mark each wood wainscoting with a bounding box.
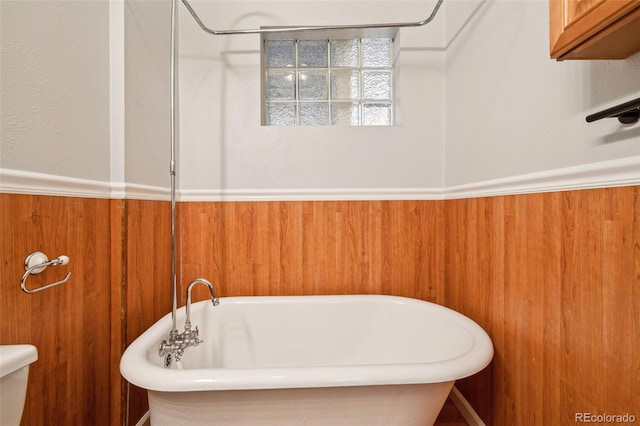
[444,186,639,425]
[179,188,639,425]
[2,186,637,425]
[0,194,113,425]
[122,199,173,426]
[178,200,445,301]
[0,195,171,426]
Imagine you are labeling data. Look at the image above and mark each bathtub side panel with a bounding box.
[148,382,453,426]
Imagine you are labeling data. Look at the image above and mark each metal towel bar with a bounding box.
[586,97,640,124]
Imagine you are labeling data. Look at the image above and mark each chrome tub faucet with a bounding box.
[159,278,219,363]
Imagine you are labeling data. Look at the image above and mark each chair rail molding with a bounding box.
[0,168,170,200]
[2,156,638,201]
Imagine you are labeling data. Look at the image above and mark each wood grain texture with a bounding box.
[110,199,126,426]
[179,200,445,303]
[550,0,640,59]
[124,200,173,345]
[0,195,171,426]
[123,199,173,426]
[0,194,112,425]
[444,187,639,425]
[434,397,469,425]
[3,187,636,426]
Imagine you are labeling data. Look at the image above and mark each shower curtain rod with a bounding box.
[180,0,445,35]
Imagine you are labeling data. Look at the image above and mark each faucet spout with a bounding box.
[159,277,220,364]
[186,278,220,324]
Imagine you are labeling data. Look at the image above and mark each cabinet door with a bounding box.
[550,0,640,60]
[566,0,605,25]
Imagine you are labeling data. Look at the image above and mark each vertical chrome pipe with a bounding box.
[170,0,178,333]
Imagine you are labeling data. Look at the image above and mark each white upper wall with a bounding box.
[444,0,640,187]
[177,1,446,196]
[1,0,172,194]
[1,0,111,182]
[124,0,172,189]
[1,0,637,198]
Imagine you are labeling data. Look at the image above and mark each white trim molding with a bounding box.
[450,386,486,426]
[123,183,171,201]
[2,157,638,201]
[179,157,639,201]
[134,411,150,426]
[445,156,640,200]
[178,187,445,202]
[0,168,170,200]
[0,168,113,199]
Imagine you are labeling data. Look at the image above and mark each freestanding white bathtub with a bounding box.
[120,295,493,426]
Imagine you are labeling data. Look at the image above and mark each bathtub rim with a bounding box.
[120,294,494,392]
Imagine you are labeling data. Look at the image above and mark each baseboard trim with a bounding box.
[450,386,486,426]
[134,411,150,426]
[2,157,638,201]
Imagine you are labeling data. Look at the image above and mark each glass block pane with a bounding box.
[363,71,391,99]
[363,103,391,125]
[266,103,296,126]
[330,39,359,67]
[299,103,328,126]
[362,38,391,67]
[266,71,295,100]
[298,40,328,67]
[330,70,359,100]
[298,71,328,100]
[265,40,295,68]
[331,102,360,125]
[263,37,395,126]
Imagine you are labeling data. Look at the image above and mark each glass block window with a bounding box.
[263,38,395,126]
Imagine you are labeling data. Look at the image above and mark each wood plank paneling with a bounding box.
[444,187,640,425]
[0,195,171,426]
[0,194,112,425]
[124,200,172,344]
[123,199,172,426]
[179,200,445,303]
[110,199,126,426]
[3,187,636,425]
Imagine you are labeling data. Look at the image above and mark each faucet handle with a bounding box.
[193,326,203,345]
[159,339,171,357]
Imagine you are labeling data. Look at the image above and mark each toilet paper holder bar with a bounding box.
[20,251,71,294]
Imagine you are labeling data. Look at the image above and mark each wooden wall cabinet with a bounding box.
[550,0,640,60]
